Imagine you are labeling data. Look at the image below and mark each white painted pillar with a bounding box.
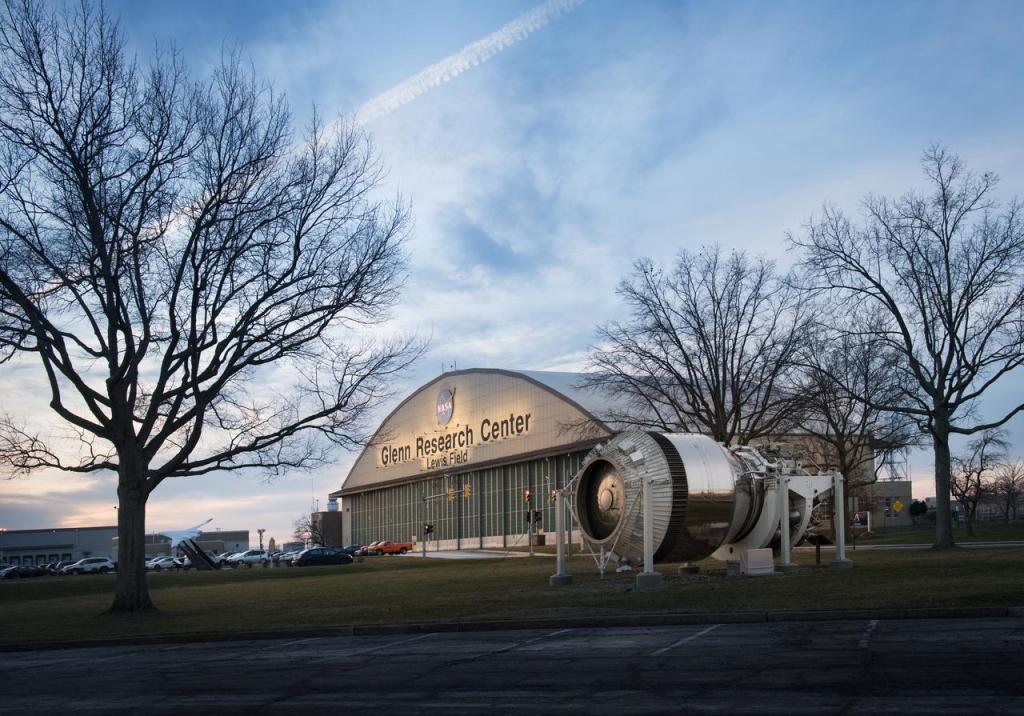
[635,474,663,589]
[643,474,654,574]
[549,489,572,586]
[778,476,797,573]
[831,472,853,568]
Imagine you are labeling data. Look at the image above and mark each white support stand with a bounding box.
[549,489,573,587]
[777,476,798,573]
[635,472,663,590]
[831,472,854,569]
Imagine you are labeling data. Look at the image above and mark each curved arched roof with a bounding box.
[333,368,616,496]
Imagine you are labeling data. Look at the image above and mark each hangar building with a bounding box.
[329,368,885,552]
[0,526,117,565]
[330,369,615,549]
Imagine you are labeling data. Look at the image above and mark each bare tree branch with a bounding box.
[583,245,808,445]
[951,429,1007,536]
[791,145,1024,548]
[0,1,420,612]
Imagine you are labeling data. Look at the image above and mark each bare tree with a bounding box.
[0,2,418,612]
[993,460,1024,522]
[951,430,1007,536]
[293,513,325,547]
[793,311,919,539]
[584,246,807,445]
[792,146,1024,548]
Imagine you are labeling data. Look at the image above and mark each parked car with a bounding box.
[212,552,233,564]
[61,557,115,575]
[363,540,385,556]
[230,549,270,568]
[2,565,48,579]
[340,545,364,557]
[45,561,71,575]
[147,556,181,572]
[211,552,237,568]
[292,547,354,567]
[275,550,300,566]
[373,540,413,556]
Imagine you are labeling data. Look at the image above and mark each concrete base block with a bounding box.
[549,574,573,587]
[830,558,854,569]
[678,564,700,575]
[634,572,664,590]
[776,563,800,574]
[741,548,775,576]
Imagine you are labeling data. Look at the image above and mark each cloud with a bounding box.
[353,0,584,126]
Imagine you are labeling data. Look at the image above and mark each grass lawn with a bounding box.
[853,520,1024,545]
[1,545,1022,647]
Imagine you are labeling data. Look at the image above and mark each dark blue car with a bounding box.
[1,565,47,579]
[293,548,354,567]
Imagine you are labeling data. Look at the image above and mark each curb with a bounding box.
[1,605,1020,653]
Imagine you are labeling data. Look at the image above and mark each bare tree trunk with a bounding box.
[932,420,955,548]
[110,456,154,613]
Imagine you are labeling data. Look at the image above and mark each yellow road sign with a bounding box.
[892,498,904,513]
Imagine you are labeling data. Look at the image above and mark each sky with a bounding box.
[2,0,1024,545]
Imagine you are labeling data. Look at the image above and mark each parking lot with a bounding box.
[2,616,1022,714]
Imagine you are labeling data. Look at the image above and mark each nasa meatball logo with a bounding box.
[436,387,455,426]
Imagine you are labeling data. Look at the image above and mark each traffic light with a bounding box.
[524,511,531,524]
[424,523,434,534]
[447,487,455,502]
[464,483,472,498]
[533,509,542,524]
[523,489,532,503]
[549,488,557,505]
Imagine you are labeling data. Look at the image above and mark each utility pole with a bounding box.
[257,528,266,552]
[422,495,427,558]
[528,491,534,557]
[456,475,462,551]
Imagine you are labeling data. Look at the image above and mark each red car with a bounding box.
[373,540,412,555]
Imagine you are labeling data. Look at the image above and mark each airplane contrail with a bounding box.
[354,0,585,125]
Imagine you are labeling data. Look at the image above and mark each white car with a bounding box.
[230,549,270,568]
[213,552,237,567]
[61,557,115,575]
[277,550,299,566]
[147,556,181,572]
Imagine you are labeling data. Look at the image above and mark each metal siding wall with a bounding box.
[461,472,479,540]
[343,450,591,548]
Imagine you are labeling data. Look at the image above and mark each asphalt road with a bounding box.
[4,617,1023,714]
